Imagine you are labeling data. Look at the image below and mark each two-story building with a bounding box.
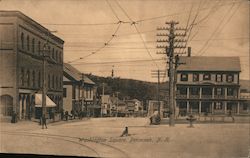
[0,11,64,120]
[176,56,242,116]
[63,63,96,116]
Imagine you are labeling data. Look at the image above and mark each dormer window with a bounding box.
[181,73,188,81]
[193,73,199,82]
[216,74,223,82]
[203,73,211,80]
[227,74,234,83]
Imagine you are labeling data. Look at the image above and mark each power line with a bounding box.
[198,2,241,56]
[114,0,134,22]
[106,0,121,21]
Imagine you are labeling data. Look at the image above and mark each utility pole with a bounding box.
[116,91,120,117]
[151,69,166,118]
[157,21,187,127]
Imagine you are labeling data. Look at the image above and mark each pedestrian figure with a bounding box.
[11,111,17,123]
[65,111,69,121]
[120,126,128,137]
[61,109,64,120]
[229,110,235,122]
[41,114,47,129]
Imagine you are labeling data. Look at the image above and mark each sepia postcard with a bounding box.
[0,0,249,158]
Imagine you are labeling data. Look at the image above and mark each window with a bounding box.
[32,71,35,87]
[72,85,76,99]
[48,74,50,89]
[52,75,55,89]
[20,68,24,86]
[38,41,41,55]
[227,88,234,96]
[63,88,67,97]
[215,88,223,95]
[52,48,55,59]
[193,73,199,82]
[32,38,35,53]
[190,87,199,95]
[214,102,223,110]
[181,73,188,81]
[21,33,24,49]
[227,74,234,82]
[177,87,187,95]
[55,50,58,62]
[26,70,30,86]
[26,35,30,51]
[243,103,248,110]
[216,74,223,82]
[38,71,41,88]
[203,73,211,80]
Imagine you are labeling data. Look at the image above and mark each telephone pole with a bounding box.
[151,69,166,118]
[157,21,187,127]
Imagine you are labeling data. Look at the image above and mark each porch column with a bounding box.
[212,87,215,99]
[187,101,189,114]
[187,87,189,99]
[237,102,240,114]
[211,102,214,114]
[224,101,227,114]
[19,94,23,120]
[199,87,202,99]
[225,88,227,99]
[199,101,201,115]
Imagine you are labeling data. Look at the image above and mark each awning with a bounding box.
[35,94,56,107]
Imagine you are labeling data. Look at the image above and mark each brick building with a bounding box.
[0,11,64,120]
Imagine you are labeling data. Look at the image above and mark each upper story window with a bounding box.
[48,74,50,89]
[20,68,24,86]
[55,50,58,62]
[32,71,35,87]
[21,33,24,49]
[38,71,41,88]
[193,73,199,82]
[26,70,30,86]
[214,102,223,110]
[181,73,188,81]
[227,88,234,96]
[203,73,211,80]
[227,74,234,83]
[190,87,199,95]
[216,74,223,82]
[32,38,35,53]
[38,41,41,55]
[215,88,223,95]
[26,35,30,51]
[52,48,55,59]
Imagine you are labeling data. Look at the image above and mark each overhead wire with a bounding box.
[197,1,241,56]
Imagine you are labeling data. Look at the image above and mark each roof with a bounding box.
[177,56,241,72]
[0,11,64,44]
[63,63,95,85]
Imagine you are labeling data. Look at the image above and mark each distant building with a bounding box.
[63,63,96,116]
[176,56,246,116]
[0,11,64,120]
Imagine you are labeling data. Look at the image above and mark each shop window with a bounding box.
[203,73,211,80]
[181,73,188,81]
[193,73,199,82]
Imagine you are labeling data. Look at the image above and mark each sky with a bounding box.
[0,0,249,82]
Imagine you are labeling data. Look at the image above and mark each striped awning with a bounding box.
[35,94,56,107]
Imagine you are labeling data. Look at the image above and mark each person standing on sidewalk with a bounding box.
[41,114,47,129]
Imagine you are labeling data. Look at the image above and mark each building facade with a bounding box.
[63,63,96,116]
[0,11,64,120]
[175,56,246,117]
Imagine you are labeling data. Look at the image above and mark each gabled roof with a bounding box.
[177,56,241,72]
[63,63,95,85]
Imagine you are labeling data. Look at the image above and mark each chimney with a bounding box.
[188,47,191,57]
